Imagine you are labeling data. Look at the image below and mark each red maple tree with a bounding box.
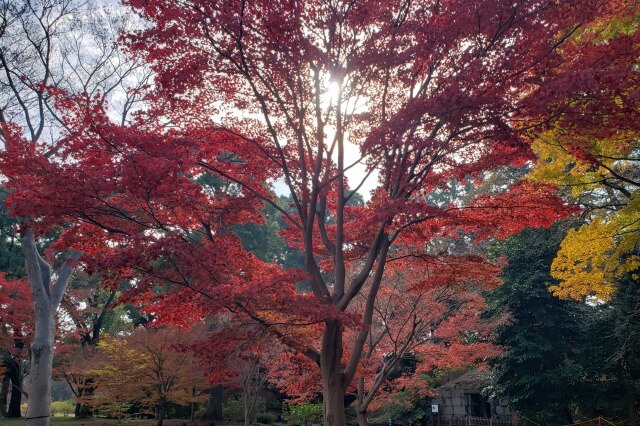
[0,274,32,417]
[118,1,591,424]
[347,254,503,424]
[2,0,636,425]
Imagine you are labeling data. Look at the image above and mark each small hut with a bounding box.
[429,369,512,424]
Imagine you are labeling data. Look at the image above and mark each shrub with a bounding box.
[51,400,75,417]
[255,412,278,424]
[222,397,245,422]
[283,403,323,426]
[223,396,266,423]
[370,389,430,426]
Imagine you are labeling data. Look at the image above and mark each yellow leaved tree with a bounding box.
[130,325,209,426]
[527,2,640,301]
[88,336,149,423]
[530,128,640,302]
[87,326,208,426]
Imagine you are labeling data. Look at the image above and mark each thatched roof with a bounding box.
[437,369,490,391]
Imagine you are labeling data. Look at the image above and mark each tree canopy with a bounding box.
[0,0,639,425]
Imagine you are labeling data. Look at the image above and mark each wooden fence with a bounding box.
[433,416,516,426]
[431,415,622,426]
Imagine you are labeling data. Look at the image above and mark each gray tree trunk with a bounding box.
[243,389,251,426]
[26,307,55,426]
[22,227,79,426]
[74,383,94,418]
[356,409,368,426]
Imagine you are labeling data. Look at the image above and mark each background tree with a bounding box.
[86,325,209,425]
[88,335,148,423]
[56,275,121,418]
[0,189,27,417]
[0,0,148,422]
[489,226,585,425]
[349,255,502,426]
[0,274,31,418]
[578,273,640,424]
[121,0,594,423]
[525,1,640,302]
[130,325,209,426]
[0,187,23,279]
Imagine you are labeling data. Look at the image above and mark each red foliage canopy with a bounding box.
[0,273,32,360]
[2,0,634,422]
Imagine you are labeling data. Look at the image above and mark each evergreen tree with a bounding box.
[579,276,640,424]
[0,187,24,278]
[489,226,584,425]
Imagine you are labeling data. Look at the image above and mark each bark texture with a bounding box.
[321,321,346,426]
[22,228,79,426]
[356,377,369,426]
[7,359,22,418]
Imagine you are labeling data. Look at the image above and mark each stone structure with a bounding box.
[429,369,512,424]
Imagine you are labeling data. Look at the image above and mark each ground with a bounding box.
[1,419,218,425]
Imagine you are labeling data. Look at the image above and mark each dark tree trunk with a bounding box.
[356,378,369,426]
[0,374,9,416]
[6,360,22,418]
[627,384,638,426]
[322,381,346,426]
[356,409,368,426]
[74,399,94,417]
[562,406,574,426]
[204,386,223,420]
[74,380,95,418]
[321,320,347,426]
[156,397,167,426]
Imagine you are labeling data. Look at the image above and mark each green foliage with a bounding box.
[194,405,207,420]
[235,200,287,263]
[222,396,245,422]
[488,226,585,425]
[372,388,429,426]
[199,175,298,267]
[222,396,266,423]
[255,412,278,424]
[0,187,24,278]
[576,276,640,422]
[282,402,323,426]
[99,303,130,335]
[235,195,312,291]
[50,400,75,417]
[95,401,137,420]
